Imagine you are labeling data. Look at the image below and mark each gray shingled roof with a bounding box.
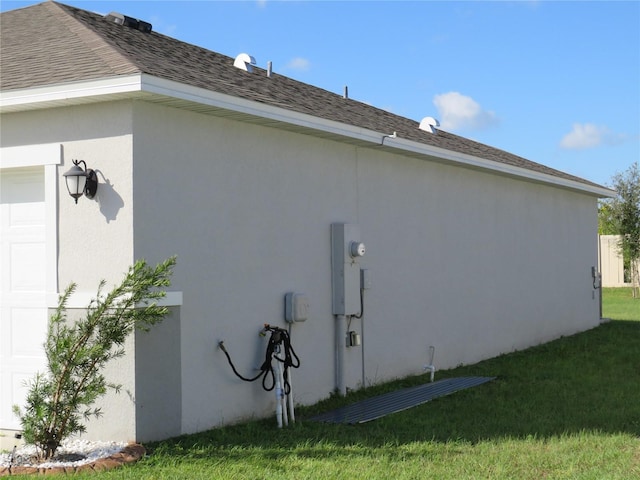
[1,1,605,190]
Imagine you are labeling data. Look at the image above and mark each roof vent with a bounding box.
[104,12,152,33]
[419,117,440,134]
[234,53,257,72]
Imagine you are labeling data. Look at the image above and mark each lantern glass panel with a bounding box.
[65,171,87,198]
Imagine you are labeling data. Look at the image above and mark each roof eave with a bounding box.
[383,136,616,198]
[0,74,146,112]
[0,74,616,198]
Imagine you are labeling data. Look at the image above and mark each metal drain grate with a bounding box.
[308,376,495,424]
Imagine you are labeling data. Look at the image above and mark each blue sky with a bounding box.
[3,0,639,187]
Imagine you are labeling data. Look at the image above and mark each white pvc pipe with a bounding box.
[280,363,289,427]
[275,372,283,428]
[425,364,435,383]
[275,348,288,427]
[287,370,295,423]
[425,345,436,382]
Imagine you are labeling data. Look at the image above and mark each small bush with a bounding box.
[13,257,176,461]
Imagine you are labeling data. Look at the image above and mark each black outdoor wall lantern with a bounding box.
[62,159,98,203]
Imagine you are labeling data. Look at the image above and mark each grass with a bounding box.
[16,289,640,479]
[603,287,640,321]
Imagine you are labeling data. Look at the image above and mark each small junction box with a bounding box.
[285,292,310,323]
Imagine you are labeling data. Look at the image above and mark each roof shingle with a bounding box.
[0,1,605,190]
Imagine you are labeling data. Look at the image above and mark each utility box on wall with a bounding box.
[331,223,365,315]
[285,292,310,323]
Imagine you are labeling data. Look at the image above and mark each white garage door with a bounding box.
[0,167,49,431]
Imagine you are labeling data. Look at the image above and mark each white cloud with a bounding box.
[433,92,498,131]
[559,123,628,150]
[285,57,311,72]
[560,123,605,149]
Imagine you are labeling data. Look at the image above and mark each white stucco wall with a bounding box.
[130,101,601,437]
[1,98,601,442]
[131,102,354,433]
[1,103,138,441]
[357,153,599,379]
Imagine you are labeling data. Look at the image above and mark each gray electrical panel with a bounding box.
[331,223,365,315]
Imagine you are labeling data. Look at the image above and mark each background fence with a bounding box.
[599,235,638,287]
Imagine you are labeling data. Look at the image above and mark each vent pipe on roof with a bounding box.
[234,53,257,72]
[419,117,440,134]
[343,86,349,99]
[267,61,273,78]
[104,12,152,33]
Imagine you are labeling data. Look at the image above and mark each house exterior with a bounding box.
[1,2,614,444]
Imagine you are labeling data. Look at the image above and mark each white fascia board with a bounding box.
[1,73,614,197]
[0,75,143,110]
[1,73,380,144]
[383,136,617,198]
[139,74,383,143]
[140,76,615,197]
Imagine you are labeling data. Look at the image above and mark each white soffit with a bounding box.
[0,75,148,113]
[385,136,616,198]
[0,74,615,198]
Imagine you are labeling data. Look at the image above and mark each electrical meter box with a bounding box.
[331,223,365,315]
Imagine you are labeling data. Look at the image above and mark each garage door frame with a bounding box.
[0,143,60,432]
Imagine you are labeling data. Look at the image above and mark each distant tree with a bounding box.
[602,164,640,297]
[598,200,619,235]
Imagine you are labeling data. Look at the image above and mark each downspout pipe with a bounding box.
[598,236,603,320]
[335,314,347,396]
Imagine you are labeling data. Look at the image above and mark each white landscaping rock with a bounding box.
[0,439,126,468]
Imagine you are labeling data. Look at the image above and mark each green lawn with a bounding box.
[603,287,640,321]
[22,289,640,479]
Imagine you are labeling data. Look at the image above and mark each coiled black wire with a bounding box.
[218,324,300,393]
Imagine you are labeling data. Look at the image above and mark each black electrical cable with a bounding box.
[218,339,274,388]
[352,287,365,319]
[218,324,300,393]
[274,325,300,394]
